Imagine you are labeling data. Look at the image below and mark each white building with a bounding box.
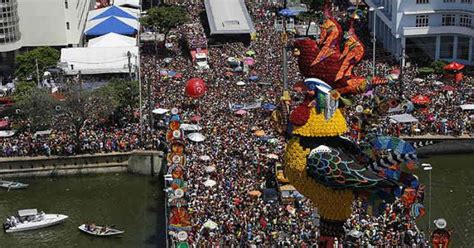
[366,0,473,66]
[0,0,94,73]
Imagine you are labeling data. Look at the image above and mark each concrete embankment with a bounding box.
[416,139,474,156]
[0,150,164,178]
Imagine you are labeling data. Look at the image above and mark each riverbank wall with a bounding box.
[0,150,164,178]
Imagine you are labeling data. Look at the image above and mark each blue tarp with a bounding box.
[249,75,259,81]
[262,103,276,111]
[85,17,137,36]
[278,8,303,17]
[91,6,137,20]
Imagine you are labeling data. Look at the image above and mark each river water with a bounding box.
[0,174,165,248]
[417,154,474,247]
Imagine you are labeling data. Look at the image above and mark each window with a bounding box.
[65,0,68,9]
[457,36,470,60]
[416,15,429,27]
[66,22,70,30]
[416,0,429,3]
[442,14,455,26]
[461,0,471,3]
[443,0,455,2]
[459,15,472,27]
[440,36,454,58]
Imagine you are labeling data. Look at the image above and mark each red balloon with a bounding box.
[185,78,207,98]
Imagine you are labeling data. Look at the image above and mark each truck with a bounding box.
[183,24,209,70]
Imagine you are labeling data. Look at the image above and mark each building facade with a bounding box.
[0,0,94,74]
[365,0,473,66]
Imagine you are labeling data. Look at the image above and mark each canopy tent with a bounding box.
[444,61,465,71]
[0,130,16,138]
[88,5,138,21]
[88,32,136,47]
[388,114,419,123]
[113,0,140,9]
[204,0,255,35]
[85,16,139,37]
[60,46,138,75]
[460,104,474,111]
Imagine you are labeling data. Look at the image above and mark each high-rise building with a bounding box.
[365,0,473,66]
[0,0,94,74]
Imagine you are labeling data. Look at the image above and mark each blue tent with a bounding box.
[85,17,137,36]
[91,6,137,20]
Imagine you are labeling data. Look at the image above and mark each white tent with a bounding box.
[88,33,136,47]
[87,5,139,21]
[113,0,140,9]
[60,46,138,75]
[388,114,419,123]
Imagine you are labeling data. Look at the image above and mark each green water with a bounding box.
[417,154,474,248]
[0,174,165,248]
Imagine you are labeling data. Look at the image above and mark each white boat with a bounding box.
[3,209,68,233]
[0,180,29,190]
[78,224,124,237]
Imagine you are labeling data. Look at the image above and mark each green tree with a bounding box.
[430,60,448,74]
[16,87,59,131]
[57,84,118,148]
[140,6,188,51]
[12,81,37,102]
[101,79,139,108]
[15,47,60,81]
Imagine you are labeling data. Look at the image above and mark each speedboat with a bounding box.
[78,224,124,237]
[0,180,28,190]
[3,209,68,233]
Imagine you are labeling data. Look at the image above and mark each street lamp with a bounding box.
[422,163,433,231]
[369,6,384,79]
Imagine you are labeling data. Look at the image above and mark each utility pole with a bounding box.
[372,13,376,78]
[127,51,132,81]
[399,46,405,99]
[138,60,143,144]
[35,58,41,87]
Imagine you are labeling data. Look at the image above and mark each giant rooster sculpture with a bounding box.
[284,1,410,237]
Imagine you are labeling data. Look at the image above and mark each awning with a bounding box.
[88,32,136,47]
[388,114,419,123]
[18,209,38,217]
[88,5,138,20]
[85,16,139,37]
[204,0,255,35]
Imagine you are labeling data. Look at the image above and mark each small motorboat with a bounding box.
[78,224,124,237]
[3,209,68,233]
[0,180,28,190]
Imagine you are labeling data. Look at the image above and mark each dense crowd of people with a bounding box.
[343,198,428,246]
[351,59,473,139]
